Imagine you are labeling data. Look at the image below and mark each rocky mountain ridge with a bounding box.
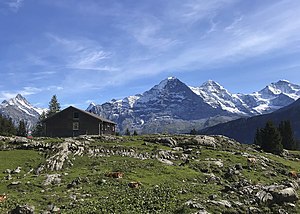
[190,79,300,115]
[88,78,300,134]
[1,78,299,134]
[0,94,45,129]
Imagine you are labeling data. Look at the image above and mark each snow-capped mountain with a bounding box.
[0,94,45,129]
[190,80,250,115]
[248,80,300,114]
[2,78,298,135]
[190,79,300,116]
[88,78,300,134]
[88,77,234,134]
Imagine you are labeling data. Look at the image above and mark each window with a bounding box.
[73,112,79,119]
[73,122,79,130]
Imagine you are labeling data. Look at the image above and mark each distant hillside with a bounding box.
[200,98,300,144]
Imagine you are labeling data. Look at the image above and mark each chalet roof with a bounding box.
[43,106,116,125]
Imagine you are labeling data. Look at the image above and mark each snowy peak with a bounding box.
[258,80,300,100]
[190,80,227,95]
[86,102,96,112]
[190,80,247,115]
[190,79,300,115]
[16,93,27,101]
[262,80,294,93]
[88,77,227,133]
[5,94,32,108]
[2,94,45,116]
[0,94,46,129]
[200,80,225,92]
[138,77,193,103]
[153,77,183,91]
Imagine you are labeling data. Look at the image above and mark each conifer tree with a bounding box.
[0,115,16,136]
[260,121,283,154]
[125,128,130,136]
[32,111,46,137]
[133,130,138,136]
[279,120,296,150]
[17,120,27,137]
[47,95,61,117]
[253,128,262,146]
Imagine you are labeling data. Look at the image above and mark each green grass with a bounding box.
[264,153,300,171]
[0,150,44,176]
[1,136,300,213]
[0,150,46,212]
[89,138,171,153]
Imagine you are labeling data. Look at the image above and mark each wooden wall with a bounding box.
[44,107,115,137]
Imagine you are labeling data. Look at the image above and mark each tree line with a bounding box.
[0,114,28,137]
[254,120,297,154]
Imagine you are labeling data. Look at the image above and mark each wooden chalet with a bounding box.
[43,106,116,137]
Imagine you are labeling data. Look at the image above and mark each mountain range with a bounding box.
[1,78,299,135]
[87,77,300,134]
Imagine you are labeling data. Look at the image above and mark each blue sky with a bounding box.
[1,0,300,109]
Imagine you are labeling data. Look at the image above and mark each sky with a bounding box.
[1,0,300,109]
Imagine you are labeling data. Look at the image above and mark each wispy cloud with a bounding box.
[123,18,178,50]
[139,0,300,73]
[0,86,41,100]
[172,0,236,23]
[103,0,300,86]
[0,85,63,101]
[46,34,118,71]
[6,0,24,12]
[2,0,300,106]
[26,55,50,66]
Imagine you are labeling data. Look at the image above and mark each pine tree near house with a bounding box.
[279,120,296,150]
[47,95,61,117]
[17,120,27,137]
[32,112,46,137]
[32,95,61,137]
